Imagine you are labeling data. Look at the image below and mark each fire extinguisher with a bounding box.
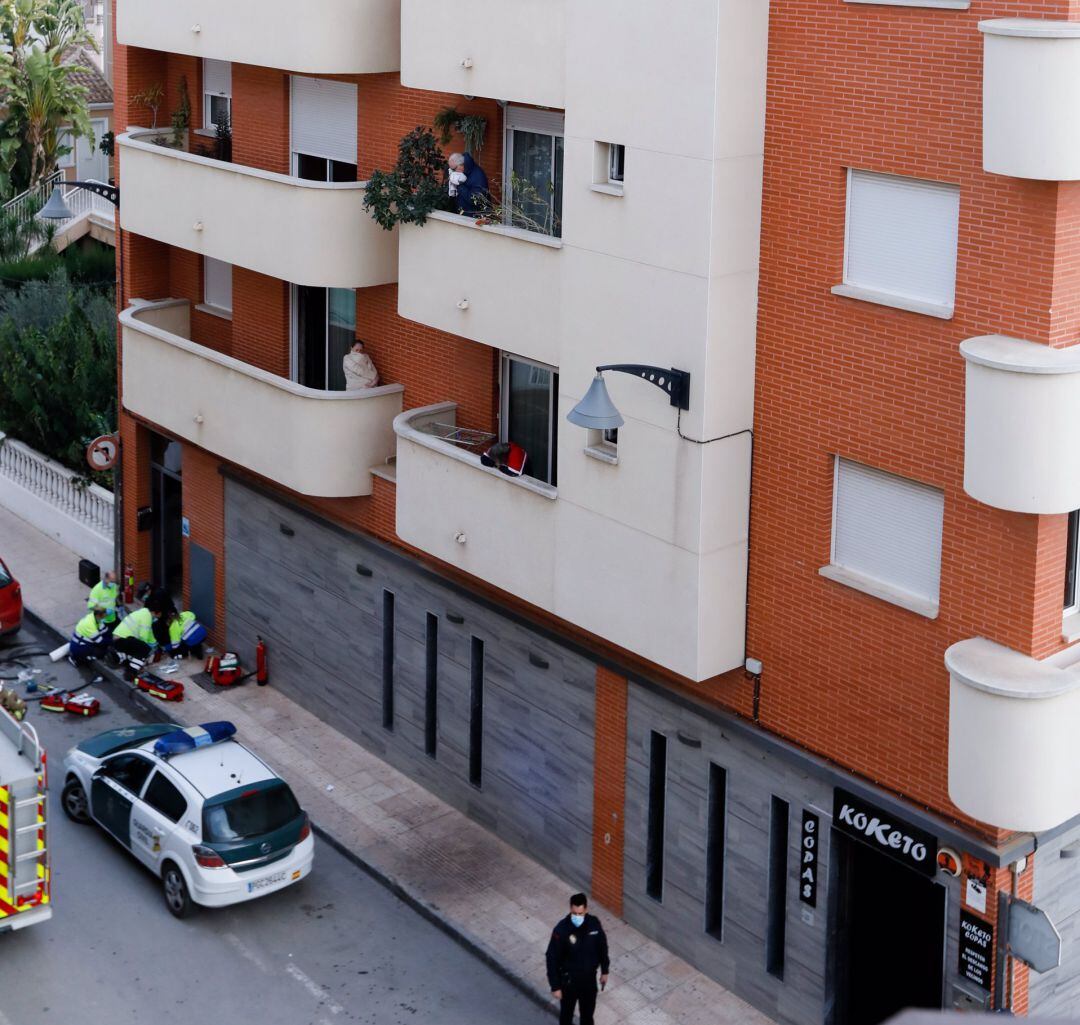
[122,564,135,605]
[256,636,269,686]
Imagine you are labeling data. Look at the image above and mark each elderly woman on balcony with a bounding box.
[342,340,380,390]
[448,152,490,217]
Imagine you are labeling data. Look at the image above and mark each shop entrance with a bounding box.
[149,434,183,603]
[833,830,946,1025]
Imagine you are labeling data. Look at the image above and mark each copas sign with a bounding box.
[833,788,938,876]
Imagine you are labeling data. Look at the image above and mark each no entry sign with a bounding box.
[86,434,119,472]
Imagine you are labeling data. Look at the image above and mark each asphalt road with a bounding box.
[0,620,552,1025]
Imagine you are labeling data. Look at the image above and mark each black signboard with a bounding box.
[800,810,819,907]
[832,788,938,877]
[959,911,994,992]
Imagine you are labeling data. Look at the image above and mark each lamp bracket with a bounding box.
[596,364,691,409]
[68,180,120,207]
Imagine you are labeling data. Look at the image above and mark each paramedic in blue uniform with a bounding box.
[545,893,610,1025]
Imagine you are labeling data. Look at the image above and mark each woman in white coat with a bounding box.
[342,341,380,390]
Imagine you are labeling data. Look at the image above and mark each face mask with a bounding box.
[570,913,585,928]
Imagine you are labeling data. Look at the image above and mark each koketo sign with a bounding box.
[833,788,938,877]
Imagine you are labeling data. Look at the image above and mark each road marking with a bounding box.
[285,963,344,1016]
[224,931,270,973]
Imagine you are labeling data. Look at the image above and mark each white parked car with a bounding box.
[62,721,314,917]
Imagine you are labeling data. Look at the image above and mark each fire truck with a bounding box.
[0,704,50,930]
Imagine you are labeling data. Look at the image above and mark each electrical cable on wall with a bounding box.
[676,407,753,447]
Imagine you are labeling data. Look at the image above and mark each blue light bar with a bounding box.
[153,721,236,758]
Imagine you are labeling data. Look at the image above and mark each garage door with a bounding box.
[224,480,596,884]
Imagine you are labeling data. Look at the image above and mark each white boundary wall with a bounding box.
[0,433,114,571]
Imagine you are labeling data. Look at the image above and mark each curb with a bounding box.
[23,603,557,1017]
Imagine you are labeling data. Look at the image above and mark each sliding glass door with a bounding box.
[292,285,356,391]
[504,107,565,238]
[500,354,558,486]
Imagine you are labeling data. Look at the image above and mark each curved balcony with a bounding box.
[401,0,564,108]
[948,637,1080,833]
[116,0,400,75]
[117,131,397,290]
[981,19,1080,180]
[961,335,1080,514]
[121,300,404,498]
[398,212,561,366]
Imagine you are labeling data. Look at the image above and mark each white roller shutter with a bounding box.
[832,458,944,604]
[844,169,960,308]
[204,257,232,312]
[203,59,231,98]
[290,76,357,165]
[505,106,564,137]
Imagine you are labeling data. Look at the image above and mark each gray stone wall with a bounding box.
[223,480,596,886]
[1028,823,1080,1017]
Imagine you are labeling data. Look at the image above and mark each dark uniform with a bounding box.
[545,912,610,1025]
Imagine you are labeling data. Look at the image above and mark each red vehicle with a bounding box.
[0,558,23,637]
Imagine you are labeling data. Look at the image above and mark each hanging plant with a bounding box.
[433,106,487,155]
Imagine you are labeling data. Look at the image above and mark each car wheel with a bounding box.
[61,779,90,823]
[162,863,194,919]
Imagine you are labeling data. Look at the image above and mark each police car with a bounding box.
[61,721,314,918]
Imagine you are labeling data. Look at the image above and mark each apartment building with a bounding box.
[111,0,1080,1022]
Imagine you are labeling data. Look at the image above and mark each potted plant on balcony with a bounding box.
[214,110,232,164]
[169,76,192,152]
[132,83,164,131]
[364,127,452,230]
[433,107,487,155]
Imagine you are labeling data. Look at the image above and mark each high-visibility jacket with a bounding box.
[168,611,205,646]
[88,580,120,623]
[112,606,157,646]
[71,612,108,645]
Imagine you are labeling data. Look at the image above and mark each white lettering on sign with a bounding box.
[838,803,928,863]
[800,810,820,908]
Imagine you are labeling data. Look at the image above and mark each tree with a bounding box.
[0,0,97,196]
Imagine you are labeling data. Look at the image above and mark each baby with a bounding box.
[448,168,467,197]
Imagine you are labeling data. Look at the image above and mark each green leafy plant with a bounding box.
[0,196,55,262]
[214,109,232,163]
[433,106,487,155]
[132,82,164,129]
[98,130,113,157]
[0,268,116,477]
[474,172,561,238]
[363,127,451,231]
[170,74,191,148]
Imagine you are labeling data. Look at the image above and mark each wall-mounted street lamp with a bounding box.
[566,364,691,430]
[39,180,120,220]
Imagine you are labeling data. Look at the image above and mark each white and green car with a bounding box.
[62,721,314,917]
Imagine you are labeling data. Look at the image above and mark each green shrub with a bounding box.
[0,241,115,289]
[0,269,116,481]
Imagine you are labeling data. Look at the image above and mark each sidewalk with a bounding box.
[0,503,773,1025]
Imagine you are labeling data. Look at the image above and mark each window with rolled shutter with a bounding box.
[203,257,232,313]
[843,170,960,309]
[289,76,357,167]
[831,457,944,606]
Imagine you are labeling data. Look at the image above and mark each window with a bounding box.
[56,129,75,169]
[504,106,564,238]
[766,796,789,980]
[291,286,356,390]
[1065,511,1079,615]
[142,771,187,823]
[705,763,727,940]
[646,731,667,901]
[425,613,438,758]
[836,169,960,317]
[203,257,232,314]
[290,76,357,182]
[382,590,395,731]
[824,457,945,616]
[469,637,484,788]
[202,782,301,841]
[203,59,232,132]
[100,753,154,796]
[608,144,625,184]
[500,354,559,486]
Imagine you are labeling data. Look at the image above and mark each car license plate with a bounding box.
[248,870,287,893]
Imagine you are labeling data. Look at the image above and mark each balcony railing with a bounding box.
[948,637,1080,832]
[398,212,561,366]
[961,334,1080,514]
[117,130,397,290]
[116,0,400,75]
[981,18,1080,180]
[121,300,404,498]
[401,0,564,108]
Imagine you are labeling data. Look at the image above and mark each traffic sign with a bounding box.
[1009,899,1061,973]
[86,434,119,472]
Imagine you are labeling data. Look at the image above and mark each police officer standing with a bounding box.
[545,892,610,1025]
